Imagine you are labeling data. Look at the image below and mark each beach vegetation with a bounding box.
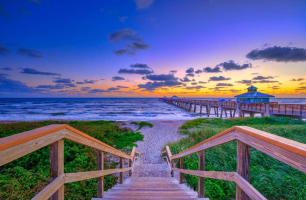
[166,117,306,200]
[0,120,144,200]
[131,121,154,130]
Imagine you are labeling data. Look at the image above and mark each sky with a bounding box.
[0,0,306,98]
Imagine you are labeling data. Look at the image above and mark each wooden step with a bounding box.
[92,177,209,200]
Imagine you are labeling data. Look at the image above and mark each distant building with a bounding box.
[234,86,274,103]
[171,96,179,99]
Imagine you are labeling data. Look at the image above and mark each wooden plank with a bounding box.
[0,130,65,166]
[166,146,172,161]
[236,141,250,200]
[172,168,235,182]
[65,129,132,160]
[236,131,306,173]
[180,157,184,184]
[234,173,267,200]
[97,150,104,198]
[0,124,66,151]
[65,168,131,183]
[32,174,65,200]
[235,126,306,157]
[172,131,236,159]
[198,150,205,198]
[119,157,123,184]
[50,139,64,200]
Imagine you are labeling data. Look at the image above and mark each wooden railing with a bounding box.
[0,124,139,200]
[164,126,306,200]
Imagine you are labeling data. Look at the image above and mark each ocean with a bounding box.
[0,98,306,121]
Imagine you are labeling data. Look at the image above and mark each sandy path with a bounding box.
[125,120,187,177]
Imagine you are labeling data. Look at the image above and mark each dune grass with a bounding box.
[0,120,144,200]
[131,121,153,130]
[165,117,306,200]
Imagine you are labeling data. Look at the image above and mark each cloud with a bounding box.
[113,49,133,55]
[216,83,233,87]
[209,76,231,81]
[118,16,127,22]
[112,76,125,81]
[236,79,278,85]
[138,80,183,91]
[185,86,206,90]
[186,73,195,77]
[81,87,91,91]
[133,0,154,9]
[252,76,274,80]
[126,42,149,50]
[37,84,65,90]
[198,81,207,84]
[117,86,129,88]
[107,87,120,91]
[76,79,97,84]
[255,80,278,83]
[130,63,149,68]
[63,83,77,88]
[21,68,61,76]
[0,74,38,94]
[290,78,304,81]
[29,0,40,4]
[16,48,43,58]
[53,78,73,84]
[0,73,10,77]
[0,45,11,55]
[191,82,197,85]
[169,70,177,74]
[180,76,191,82]
[268,86,280,90]
[145,74,177,81]
[217,60,252,71]
[246,46,306,62]
[0,67,13,70]
[118,68,153,75]
[195,69,203,74]
[88,89,109,93]
[203,66,222,73]
[251,73,259,75]
[236,80,253,85]
[185,68,194,73]
[108,29,142,43]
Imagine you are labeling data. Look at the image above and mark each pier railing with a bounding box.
[0,124,139,200]
[164,126,306,199]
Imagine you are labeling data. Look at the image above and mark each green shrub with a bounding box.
[131,121,153,130]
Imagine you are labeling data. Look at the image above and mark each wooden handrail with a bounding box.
[0,124,140,200]
[166,125,306,200]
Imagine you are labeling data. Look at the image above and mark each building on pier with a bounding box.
[234,86,274,103]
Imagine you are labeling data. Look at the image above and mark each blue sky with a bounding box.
[0,0,306,97]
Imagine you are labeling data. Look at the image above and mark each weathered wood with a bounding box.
[172,168,235,182]
[119,157,123,184]
[65,168,131,183]
[236,140,250,200]
[198,150,205,198]
[65,129,132,160]
[97,150,104,198]
[0,130,65,166]
[166,146,172,161]
[50,139,64,200]
[179,157,184,184]
[234,173,267,200]
[129,159,132,176]
[236,131,306,173]
[172,131,236,159]
[32,174,65,200]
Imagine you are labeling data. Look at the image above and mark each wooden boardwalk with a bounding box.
[159,98,306,119]
[1,124,306,199]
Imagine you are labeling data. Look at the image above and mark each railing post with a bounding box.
[198,150,205,198]
[180,157,184,184]
[50,139,64,200]
[236,141,250,200]
[97,150,104,198]
[129,158,132,176]
[171,161,174,177]
[119,157,123,184]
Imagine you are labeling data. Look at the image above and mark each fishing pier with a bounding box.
[159,98,306,119]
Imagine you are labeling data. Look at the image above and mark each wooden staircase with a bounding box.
[92,177,209,200]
